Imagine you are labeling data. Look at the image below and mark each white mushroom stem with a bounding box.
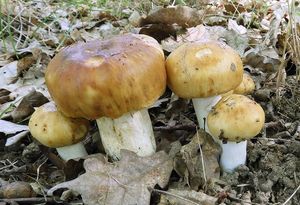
[56,142,88,161]
[193,95,247,173]
[219,140,247,173]
[192,95,222,131]
[96,109,156,160]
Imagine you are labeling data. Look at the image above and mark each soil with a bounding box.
[0,1,299,204]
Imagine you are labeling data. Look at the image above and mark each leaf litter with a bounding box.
[0,0,299,204]
[48,150,173,205]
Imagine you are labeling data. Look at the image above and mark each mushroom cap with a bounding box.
[28,102,89,148]
[165,41,243,98]
[233,73,255,95]
[46,34,166,119]
[207,94,265,142]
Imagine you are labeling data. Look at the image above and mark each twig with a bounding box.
[265,121,283,129]
[149,187,201,205]
[282,184,300,205]
[154,124,196,131]
[257,137,292,142]
[227,194,261,205]
[35,157,49,201]
[196,130,207,183]
[0,197,66,204]
[0,160,18,171]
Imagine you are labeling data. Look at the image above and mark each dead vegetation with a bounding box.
[0,0,299,204]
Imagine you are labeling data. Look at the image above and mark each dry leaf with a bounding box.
[0,89,14,104]
[139,24,178,42]
[0,120,28,135]
[11,90,49,122]
[174,130,221,189]
[0,61,18,88]
[161,25,248,55]
[244,47,281,73]
[17,55,36,74]
[5,130,29,146]
[140,6,204,28]
[228,19,247,35]
[48,150,173,205]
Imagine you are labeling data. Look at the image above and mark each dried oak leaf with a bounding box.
[48,150,173,205]
[161,25,248,56]
[174,130,221,190]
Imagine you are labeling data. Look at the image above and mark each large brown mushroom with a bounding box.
[45,34,166,159]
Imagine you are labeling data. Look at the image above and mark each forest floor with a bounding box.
[0,0,299,204]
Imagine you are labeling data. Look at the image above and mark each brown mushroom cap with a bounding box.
[166,41,243,98]
[233,73,255,95]
[28,102,89,148]
[46,34,166,119]
[207,94,265,142]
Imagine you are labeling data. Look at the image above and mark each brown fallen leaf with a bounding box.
[243,47,281,73]
[48,150,173,205]
[11,90,49,122]
[0,89,13,104]
[0,181,35,198]
[139,24,178,42]
[17,54,36,75]
[174,130,221,190]
[140,6,204,28]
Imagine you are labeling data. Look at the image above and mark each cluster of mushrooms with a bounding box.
[28,34,265,173]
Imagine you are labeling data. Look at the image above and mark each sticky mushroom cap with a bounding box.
[207,94,265,142]
[46,34,166,119]
[166,41,243,98]
[28,102,89,148]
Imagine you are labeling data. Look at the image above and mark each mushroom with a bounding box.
[166,41,243,131]
[223,72,255,97]
[233,72,255,95]
[45,34,166,160]
[207,94,265,172]
[28,102,89,161]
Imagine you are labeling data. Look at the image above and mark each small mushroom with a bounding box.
[233,73,255,95]
[166,41,243,131]
[29,102,89,161]
[207,94,265,172]
[45,34,166,160]
[223,72,255,97]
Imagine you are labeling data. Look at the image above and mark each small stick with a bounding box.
[154,124,196,131]
[0,197,66,204]
[282,184,300,205]
[148,187,201,205]
[196,130,207,183]
[227,194,261,205]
